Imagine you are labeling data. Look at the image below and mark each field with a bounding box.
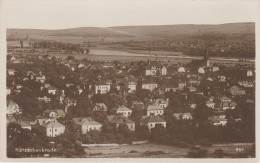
[83,143,254,158]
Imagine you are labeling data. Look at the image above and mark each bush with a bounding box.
[214,148,225,158]
[89,153,103,156]
[190,146,201,151]
[187,149,208,158]
[129,150,138,153]
[144,151,165,156]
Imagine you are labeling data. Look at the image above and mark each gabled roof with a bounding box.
[41,121,65,128]
[173,113,193,120]
[208,116,227,123]
[94,103,108,111]
[107,115,134,124]
[147,105,164,111]
[140,116,166,124]
[75,117,102,126]
[16,121,31,127]
[117,106,132,112]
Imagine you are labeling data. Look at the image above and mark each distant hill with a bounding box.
[7,22,255,39]
[108,22,255,37]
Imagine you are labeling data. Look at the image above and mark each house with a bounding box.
[78,63,85,69]
[7,69,16,76]
[229,86,245,96]
[154,99,169,108]
[37,96,51,103]
[247,70,253,77]
[147,105,164,116]
[36,75,46,83]
[178,67,185,73]
[95,83,111,94]
[198,67,205,74]
[238,81,254,88]
[212,66,219,72]
[107,115,135,131]
[40,121,65,137]
[131,101,144,110]
[7,100,21,115]
[145,62,167,76]
[142,82,158,91]
[43,109,66,118]
[178,81,186,90]
[15,121,32,130]
[16,84,23,90]
[173,113,193,120]
[48,87,57,95]
[76,86,83,94]
[209,96,214,102]
[187,86,197,92]
[188,103,197,109]
[206,100,215,109]
[218,75,226,82]
[221,101,236,110]
[93,103,108,112]
[208,116,227,126]
[116,106,132,118]
[188,78,198,85]
[6,88,11,95]
[219,96,232,103]
[140,116,166,131]
[164,83,178,92]
[72,117,102,134]
[128,81,137,93]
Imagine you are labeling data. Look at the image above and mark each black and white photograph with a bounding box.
[0,0,259,161]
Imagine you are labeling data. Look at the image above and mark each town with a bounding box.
[6,44,255,158]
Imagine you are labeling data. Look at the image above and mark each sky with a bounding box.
[1,0,259,29]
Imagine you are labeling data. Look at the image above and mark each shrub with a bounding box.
[190,146,201,151]
[129,150,138,153]
[144,151,165,156]
[214,148,224,158]
[187,149,208,158]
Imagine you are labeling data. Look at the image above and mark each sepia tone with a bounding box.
[3,0,257,160]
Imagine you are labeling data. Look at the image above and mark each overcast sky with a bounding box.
[1,0,259,29]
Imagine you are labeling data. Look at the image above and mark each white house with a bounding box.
[173,113,193,120]
[198,67,205,74]
[95,84,111,94]
[206,100,215,109]
[93,103,108,112]
[107,115,135,131]
[178,67,185,73]
[128,81,137,93]
[208,116,227,126]
[247,70,253,77]
[154,99,169,108]
[212,66,219,72]
[7,100,21,115]
[73,117,102,134]
[41,121,65,137]
[36,75,46,83]
[140,116,166,131]
[145,63,167,76]
[6,88,11,95]
[147,105,164,116]
[7,69,16,76]
[48,87,57,95]
[142,82,158,91]
[116,106,132,118]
